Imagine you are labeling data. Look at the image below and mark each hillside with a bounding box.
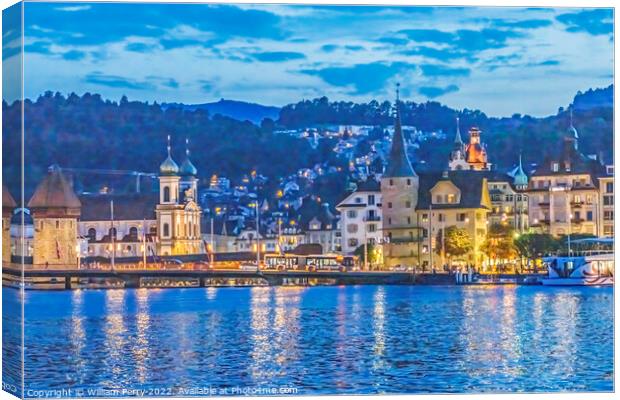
[162,99,280,124]
[2,85,613,201]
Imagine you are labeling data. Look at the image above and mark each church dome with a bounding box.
[180,157,197,176]
[160,155,179,176]
[159,135,179,176]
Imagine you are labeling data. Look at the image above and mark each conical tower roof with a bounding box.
[384,84,416,178]
[513,154,528,187]
[454,116,463,145]
[28,165,81,214]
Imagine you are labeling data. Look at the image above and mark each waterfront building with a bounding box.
[380,86,420,267]
[528,114,605,237]
[486,166,529,232]
[300,201,341,253]
[2,185,16,263]
[27,165,81,267]
[598,164,614,238]
[78,193,158,258]
[416,171,491,269]
[155,137,204,255]
[336,178,383,255]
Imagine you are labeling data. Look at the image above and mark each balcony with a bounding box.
[538,201,550,206]
[364,216,381,222]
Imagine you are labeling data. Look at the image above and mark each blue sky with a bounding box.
[3,3,614,116]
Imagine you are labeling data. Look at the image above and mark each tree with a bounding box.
[513,233,560,272]
[354,243,381,268]
[435,226,473,264]
[481,224,519,272]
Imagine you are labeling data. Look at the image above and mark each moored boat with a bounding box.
[541,253,614,286]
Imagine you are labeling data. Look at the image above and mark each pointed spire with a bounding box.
[167,134,172,157]
[384,83,416,178]
[454,116,463,145]
[180,136,197,176]
[514,152,528,187]
[566,105,579,140]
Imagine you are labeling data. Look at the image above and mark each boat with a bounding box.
[541,253,614,286]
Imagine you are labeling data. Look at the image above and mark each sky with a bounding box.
[2,3,614,117]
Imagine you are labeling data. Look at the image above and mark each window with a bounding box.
[407,217,411,224]
[388,202,393,209]
[347,224,358,234]
[438,213,445,222]
[506,195,513,202]
[604,211,614,221]
[388,217,392,225]
[607,182,614,193]
[163,186,171,202]
[129,227,138,240]
[406,179,411,186]
[347,210,357,218]
[367,224,376,233]
[389,179,394,186]
[447,194,456,203]
[405,201,411,208]
[435,195,441,203]
[586,195,593,204]
[552,163,559,172]
[421,213,428,223]
[421,228,428,238]
[457,213,466,222]
[163,223,170,237]
[604,225,614,236]
[355,197,362,204]
[587,211,593,221]
[604,195,613,206]
[573,195,581,204]
[368,194,375,205]
[574,211,580,221]
[348,239,358,247]
[109,227,117,239]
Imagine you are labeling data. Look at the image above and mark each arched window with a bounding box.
[189,221,193,238]
[109,227,117,239]
[163,223,170,237]
[87,228,97,241]
[163,186,171,203]
[129,227,138,240]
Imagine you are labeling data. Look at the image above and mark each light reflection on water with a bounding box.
[3,285,613,395]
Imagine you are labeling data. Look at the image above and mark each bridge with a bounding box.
[2,266,417,289]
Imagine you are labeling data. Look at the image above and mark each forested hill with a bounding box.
[278,84,613,169]
[2,85,613,199]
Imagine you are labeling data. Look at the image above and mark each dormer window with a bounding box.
[552,163,559,172]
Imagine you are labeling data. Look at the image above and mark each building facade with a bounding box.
[598,164,614,238]
[2,185,16,263]
[528,118,605,237]
[337,179,383,255]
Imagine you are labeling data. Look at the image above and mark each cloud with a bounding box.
[55,5,91,12]
[398,29,454,44]
[420,64,470,77]
[418,84,459,98]
[488,18,552,29]
[25,3,285,48]
[321,44,338,52]
[556,9,613,36]
[300,61,413,94]
[84,72,155,90]
[398,46,471,62]
[320,44,365,53]
[251,51,306,62]
[24,41,53,55]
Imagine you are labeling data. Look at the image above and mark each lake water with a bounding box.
[2,285,614,397]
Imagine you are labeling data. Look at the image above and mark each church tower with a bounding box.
[381,84,420,268]
[28,165,81,267]
[2,185,17,263]
[155,136,204,256]
[464,127,491,170]
[448,117,469,170]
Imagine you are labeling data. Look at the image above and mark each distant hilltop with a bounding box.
[572,85,613,111]
[162,98,280,124]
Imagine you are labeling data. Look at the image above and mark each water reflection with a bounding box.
[13,286,613,395]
